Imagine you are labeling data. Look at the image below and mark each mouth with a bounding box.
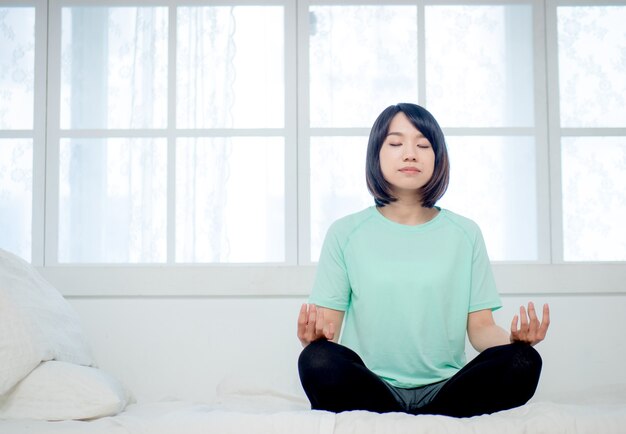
[399,167,421,173]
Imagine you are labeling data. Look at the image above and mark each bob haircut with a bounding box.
[366,103,450,208]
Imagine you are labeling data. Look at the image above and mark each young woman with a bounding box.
[297,103,550,417]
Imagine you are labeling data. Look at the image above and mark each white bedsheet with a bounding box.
[0,402,334,434]
[2,398,626,434]
[335,402,626,434]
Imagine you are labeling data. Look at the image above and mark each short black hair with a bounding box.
[366,103,450,208]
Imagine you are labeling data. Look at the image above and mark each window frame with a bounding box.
[43,0,298,266]
[546,0,626,265]
[0,0,622,295]
[0,0,47,264]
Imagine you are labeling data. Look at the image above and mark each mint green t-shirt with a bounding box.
[309,207,501,388]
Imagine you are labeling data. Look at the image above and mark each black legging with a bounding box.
[298,339,542,417]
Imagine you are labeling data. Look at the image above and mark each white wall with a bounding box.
[68,293,626,405]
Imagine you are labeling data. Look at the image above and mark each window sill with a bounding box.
[36,263,626,297]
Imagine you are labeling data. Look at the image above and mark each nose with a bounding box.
[403,145,418,161]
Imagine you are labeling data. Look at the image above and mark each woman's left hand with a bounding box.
[510,302,550,346]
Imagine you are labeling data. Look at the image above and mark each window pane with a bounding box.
[176,137,284,263]
[61,7,168,129]
[309,6,418,128]
[558,7,626,128]
[426,5,534,127]
[562,137,626,261]
[0,139,32,260]
[438,136,538,261]
[0,7,35,130]
[59,138,167,263]
[310,136,372,261]
[177,6,284,128]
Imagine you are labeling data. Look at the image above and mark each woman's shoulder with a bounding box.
[438,208,483,238]
[327,207,377,238]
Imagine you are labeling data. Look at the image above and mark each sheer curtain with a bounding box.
[0,7,35,261]
[557,6,626,261]
[59,7,168,262]
[176,7,235,263]
[307,5,538,262]
[59,5,285,263]
[175,6,285,263]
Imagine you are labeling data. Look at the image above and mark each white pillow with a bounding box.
[0,361,130,420]
[0,249,95,394]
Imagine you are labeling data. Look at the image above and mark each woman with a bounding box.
[297,103,550,417]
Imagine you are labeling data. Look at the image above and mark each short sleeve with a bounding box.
[468,227,502,313]
[308,223,351,311]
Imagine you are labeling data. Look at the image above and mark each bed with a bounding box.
[2,248,626,433]
[2,388,626,434]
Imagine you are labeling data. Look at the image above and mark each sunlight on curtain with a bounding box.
[175,6,285,262]
[558,6,626,261]
[438,137,538,261]
[59,138,167,263]
[57,5,286,263]
[425,5,534,127]
[558,7,626,127]
[308,5,418,261]
[426,5,539,261]
[308,4,538,262]
[0,7,34,130]
[310,137,372,260]
[0,139,33,260]
[60,7,168,129]
[4,2,624,267]
[309,5,418,128]
[177,6,284,128]
[176,137,284,263]
[0,7,35,261]
[59,7,168,262]
[562,137,626,261]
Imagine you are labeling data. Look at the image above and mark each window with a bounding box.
[306,5,418,260]
[50,3,288,263]
[304,4,542,262]
[0,4,40,262]
[555,5,626,261]
[0,0,624,295]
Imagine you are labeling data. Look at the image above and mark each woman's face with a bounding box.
[379,112,435,199]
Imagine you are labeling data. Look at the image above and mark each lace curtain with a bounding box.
[0,8,35,260]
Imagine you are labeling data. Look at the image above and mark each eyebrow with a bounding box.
[386,131,426,139]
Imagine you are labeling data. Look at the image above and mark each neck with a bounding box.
[377,200,439,226]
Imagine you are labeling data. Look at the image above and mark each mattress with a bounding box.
[2,393,626,434]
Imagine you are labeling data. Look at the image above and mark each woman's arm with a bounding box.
[467,302,550,352]
[297,304,345,347]
[467,309,510,352]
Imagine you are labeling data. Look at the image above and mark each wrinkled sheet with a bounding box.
[0,402,335,434]
[2,398,626,434]
[335,402,626,434]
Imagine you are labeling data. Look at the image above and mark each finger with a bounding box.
[305,305,317,339]
[315,308,325,336]
[527,302,540,338]
[538,303,551,337]
[308,304,316,323]
[510,314,519,339]
[297,304,308,337]
[519,305,529,331]
[324,322,335,341]
[527,302,538,324]
[298,304,307,325]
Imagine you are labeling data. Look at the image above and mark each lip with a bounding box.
[398,167,421,173]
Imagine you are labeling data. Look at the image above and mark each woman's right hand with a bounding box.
[297,304,336,347]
